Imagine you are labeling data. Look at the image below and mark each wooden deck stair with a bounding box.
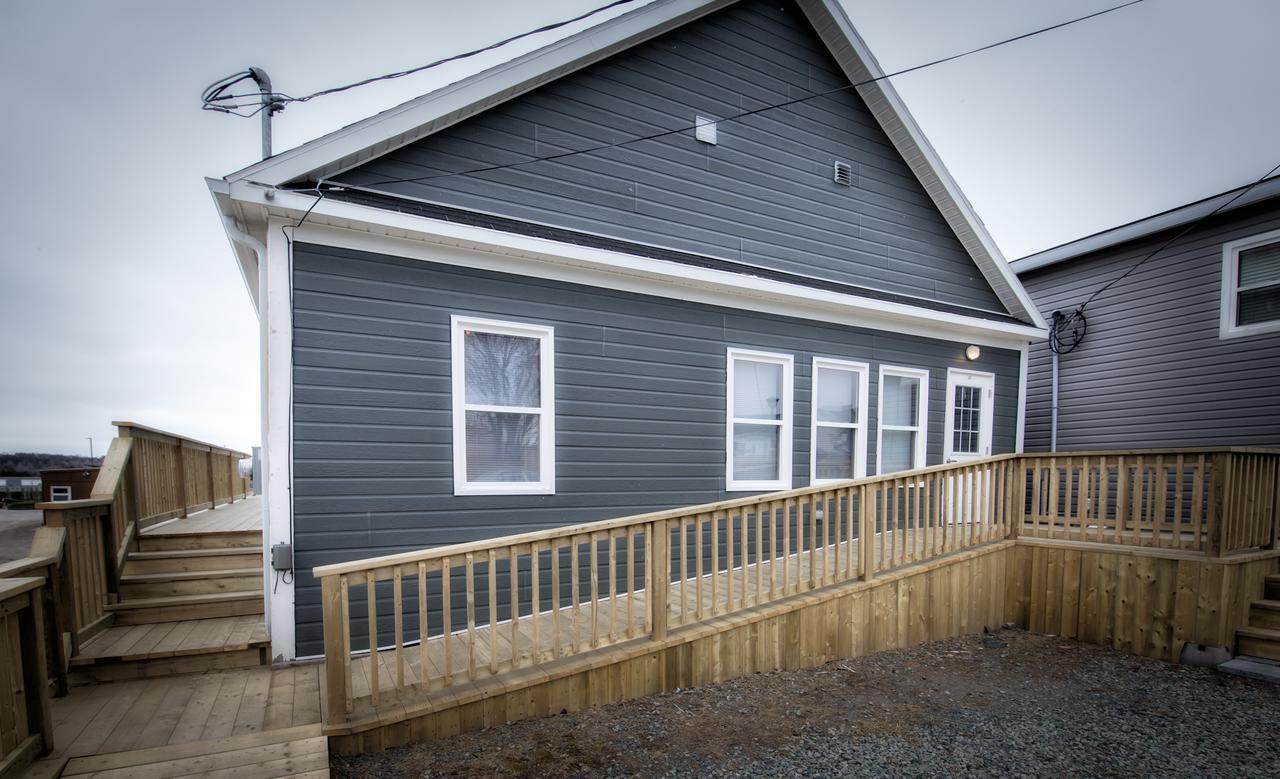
[1233,575,1280,662]
[71,508,268,684]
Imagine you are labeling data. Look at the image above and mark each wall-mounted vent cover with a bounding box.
[833,161,853,186]
[695,115,717,145]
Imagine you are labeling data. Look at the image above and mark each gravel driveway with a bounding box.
[332,629,1280,778]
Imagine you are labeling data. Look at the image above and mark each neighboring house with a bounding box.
[0,477,41,502]
[39,468,99,502]
[1014,177,1280,451]
[210,0,1046,660]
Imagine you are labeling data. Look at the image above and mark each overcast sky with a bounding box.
[2,0,1276,456]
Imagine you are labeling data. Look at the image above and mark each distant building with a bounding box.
[40,468,99,502]
[0,476,42,502]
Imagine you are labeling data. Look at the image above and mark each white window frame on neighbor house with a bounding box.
[726,348,793,492]
[49,485,72,502]
[810,357,869,485]
[943,368,995,462]
[451,315,555,496]
[876,366,929,475]
[1221,227,1280,339]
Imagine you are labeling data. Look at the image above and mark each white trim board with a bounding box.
[243,186,1041,348]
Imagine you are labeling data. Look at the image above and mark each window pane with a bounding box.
[733,423,780,481]
[881,429,916,473]
[882,375,920,427]
[951,385,982,454]
[815,367,857,423]
[1239,242,1280,287]
[465,411,539,482]
[733,360,783,420]
[464,331,540,407]
[815,427,854,480]
[1238,285,1280,326]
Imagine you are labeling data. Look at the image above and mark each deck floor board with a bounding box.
[141,495,263,536]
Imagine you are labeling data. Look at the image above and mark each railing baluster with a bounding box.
[417,561,428,691]
[531,543,541,659]
[627,529,636,637]
[510,548,520,667]
[695,514,704,621]
[393,568,404,691]
[367,574,379,706]
[442,556,452,685]
[550,542,561,659]
[571,536,581,654]
[590,532,600,648]
[488,549,498,674]
[465,553,476,681]
[754,504,763,603]
[710,511,720,614]
[677,519,688,625]
[608,531,618,645]
[726,510,735,610]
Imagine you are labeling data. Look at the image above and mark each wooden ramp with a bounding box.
[55,724,327,779]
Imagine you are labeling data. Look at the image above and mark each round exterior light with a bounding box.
[965,345,981,361]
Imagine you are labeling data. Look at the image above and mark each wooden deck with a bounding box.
[142,495,262,536]
[343,525,965,720]
[73,616,267,667]
[41,663,321,762]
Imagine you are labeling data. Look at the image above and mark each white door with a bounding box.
[944,369,995,463]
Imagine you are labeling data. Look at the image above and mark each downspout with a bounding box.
[1050,310,1062,452]
[219,212,266,273]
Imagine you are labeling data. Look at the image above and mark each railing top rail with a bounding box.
[90,437,132,500]
[313,452,1019,579]
[0,576,45,602]
[113,420,251,458]
[34,497,113,511]
[1017,447,1280,457]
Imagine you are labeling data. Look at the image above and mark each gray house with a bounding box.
[211,0,1046,660]
[1014,177,1280,452]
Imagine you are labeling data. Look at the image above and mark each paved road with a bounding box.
[0,509,43,563]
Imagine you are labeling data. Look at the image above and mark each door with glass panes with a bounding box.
[944,369,994,463]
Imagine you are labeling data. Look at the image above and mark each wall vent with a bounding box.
[833,161,853,186]
[695,115,717,145]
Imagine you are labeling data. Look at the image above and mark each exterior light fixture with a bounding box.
[965,345,981,361]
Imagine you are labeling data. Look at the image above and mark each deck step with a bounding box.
[1249,599,1280,630]
[1218,655,1280,684]
[70,615,269,683]
[138,529,261,552]
[120,568,261,599]
[55,723,327,778]
[1236,625,1280,662]
[106,592,263,624]
[124,548,262,574]
[1267,574,1280,601]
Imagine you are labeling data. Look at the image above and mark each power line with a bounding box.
[316,0,1145,190]
[202,0,643,117]
[1080,160,1280,309]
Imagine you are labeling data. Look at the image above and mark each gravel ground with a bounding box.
[0,509,43,563]
[332,629,1280,778]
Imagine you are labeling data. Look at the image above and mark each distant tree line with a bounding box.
[0,453,103,476]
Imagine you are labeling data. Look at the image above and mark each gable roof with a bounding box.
[1011,174,1280,275]
[216,0,1046,329]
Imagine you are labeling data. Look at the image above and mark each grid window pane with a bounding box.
[464,331,540,407]
[882,375,919,426]
[1239,241,1280,286]
[951,385,982,454]
[815,367,858,423]
[881,429,916,473]
[465,411,539,481]
[733,360,784,420]
[815,427,854,480]
[733,423,780,481]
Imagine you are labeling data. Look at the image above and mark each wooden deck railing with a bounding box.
[1015,448,1280,556]
[35,422,253,653]
[313,455,1019,723]
[0,577,55,775]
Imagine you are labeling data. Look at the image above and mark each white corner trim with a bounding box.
[450,315,556,495]
[875,365,929,475]
[809,356,869,486]
[235,185,1044,348]
[726,348,794,493]
[1015,344,1029,453]
[263,218,295,662]
[1219,227,1280,340]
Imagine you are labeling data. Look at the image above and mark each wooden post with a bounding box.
[1208,452,1231,557]
[174,442,189,518]
[207,448,217,510]
[1008,459,1022,539]
[649,520,669,642]
[20,584,54,756]
[859,484,873,581]
[321,575,349,726]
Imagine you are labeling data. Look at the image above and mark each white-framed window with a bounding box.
[726,348,793,492]
[876,366,928,474]
[451,315,555,495]
[49,485,72,502]
[810,357,869,485]
[943,368,995,462]
[1221,228,1280,338]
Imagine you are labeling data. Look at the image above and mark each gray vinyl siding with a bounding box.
[332,0,1004,315]
[290,242,1019,656]
[1020,199,1280,451]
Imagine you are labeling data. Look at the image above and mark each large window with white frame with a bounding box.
[1221,228,1280,338]
[810,357,869,484]
[726,348,793,492]
[451,316,555,495]
[876,366,928,474]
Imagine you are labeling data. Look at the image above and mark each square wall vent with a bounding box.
[833,161,853,186]
[695,115,717,145]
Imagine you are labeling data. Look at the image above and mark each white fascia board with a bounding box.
[232,183,1044,348]
[225,0,733,188]
[798,0,1047,332]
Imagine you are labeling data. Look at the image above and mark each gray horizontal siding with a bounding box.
[1020,199,1280,451]
[290,242,1020,656]
[333,0,1004,314]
